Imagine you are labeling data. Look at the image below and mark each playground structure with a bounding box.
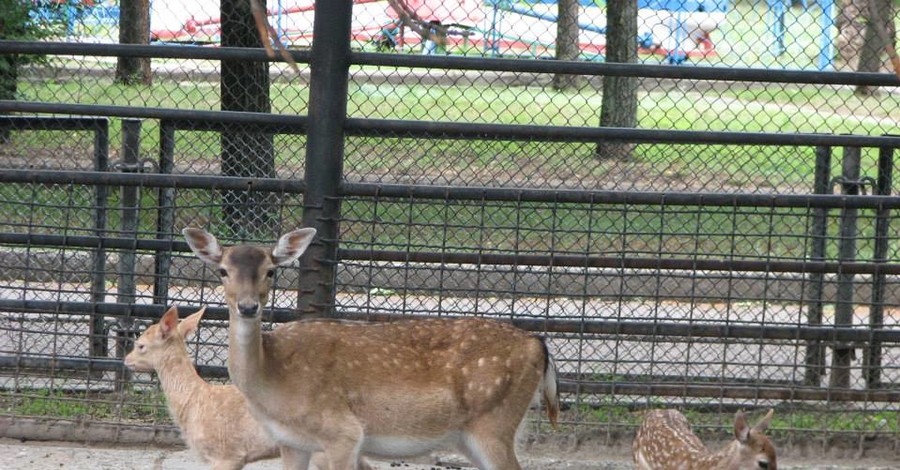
[36,0,838,68]
[768,0,836,70]
[145,0,729,62]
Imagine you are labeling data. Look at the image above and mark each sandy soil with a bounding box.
[1,437,897,470]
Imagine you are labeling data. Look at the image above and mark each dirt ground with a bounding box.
[1,437,897,470]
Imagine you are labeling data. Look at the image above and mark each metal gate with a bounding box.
[1,1,900,450]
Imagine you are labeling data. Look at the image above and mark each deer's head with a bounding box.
[733,409,777,470]
[124,305,205,372]
[182,228,317,319]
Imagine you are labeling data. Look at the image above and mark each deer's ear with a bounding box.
[272,228,316,266]
[183,228,224,265]
[159,306,180,340]
[734,411,751,443]
[178,306,206,338]
[752,409,774,434]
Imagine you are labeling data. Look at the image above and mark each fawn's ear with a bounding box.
[159,306,180,340]
[183,228,224,265]
[178,306,206,338]
[752,409,775,434]
[272,228,317,266]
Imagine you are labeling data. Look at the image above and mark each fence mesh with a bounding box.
[1,0,899,458]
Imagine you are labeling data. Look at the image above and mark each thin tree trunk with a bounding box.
[0,55,15,143]
[1,0,23,143]
[220,0,277,238]
[115,0,151,85]
[596,0,638,160]
[835,0,867,71]
[855,0,896,94]
[553,0,584,90]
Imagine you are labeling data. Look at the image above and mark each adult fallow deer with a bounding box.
[183,227,560,470]
[632,408,777,470]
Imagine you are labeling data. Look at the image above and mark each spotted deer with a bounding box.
[182,227,560,470]
[632,409,777,470]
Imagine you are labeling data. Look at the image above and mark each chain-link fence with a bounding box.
[1,0,899,457]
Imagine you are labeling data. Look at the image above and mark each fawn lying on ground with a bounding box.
[632,408,777,470]
[183,227,561,470]
[124,305,372,470]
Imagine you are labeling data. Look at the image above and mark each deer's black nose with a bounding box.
[238,303,259,318]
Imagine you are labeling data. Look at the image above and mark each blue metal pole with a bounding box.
[501,1,608,35]
[817,0,835,70]
[769,0,787,56]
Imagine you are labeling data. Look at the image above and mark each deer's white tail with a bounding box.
[539,338,560,428]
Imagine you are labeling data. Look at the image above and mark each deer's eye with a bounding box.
[266,269,275,278]
[137,344,146,352]
[758,461,769,469]
[219,268,228,278]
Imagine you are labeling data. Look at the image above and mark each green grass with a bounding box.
[580,403,900,436]
[4,389,169,422]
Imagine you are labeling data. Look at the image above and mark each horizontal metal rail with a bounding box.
[158,119,307,134]
[0,355,124,372]
[1,300,898,343]
[0,116,108,130]
[1,354,897,403]
[0,300,297,323]
[0,169,307,193]
[567,381,900,403]
[0,233,188,252]
[343,119,900,147]
[2,230,898,275]
[341,182,900,207]
[348,312,900,343]
[350,52,900,87]
[4,100,900,148]
[6,231,900,276]
[338,248,900,275]
[0,101,308,128]
[0,40,311,63]
[1,40,898,87]
[6,169,900,209]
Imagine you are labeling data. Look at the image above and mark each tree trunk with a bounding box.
[115,0,151,85]
[0,55,16,143]
[596,0,638,160]
[835,0,867,71]
[855,0,896,94]
[1,0,24,143]
[552,0,584,90]
[220,0,277,238]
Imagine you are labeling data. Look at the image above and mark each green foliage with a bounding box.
[0,0,61,41]
[6,389,170,423]
[579,404,900,437]
[0,0,60,102]
[11,389,107,418]
[0,0,31,39]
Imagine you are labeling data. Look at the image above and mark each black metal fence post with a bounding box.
[804,145,831,386]
[866,143,894,388]
[89,119,110,359]
[830,146,861,389]
[114,118,142,390]
[153,120,176,305]
[298,0,352,317]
